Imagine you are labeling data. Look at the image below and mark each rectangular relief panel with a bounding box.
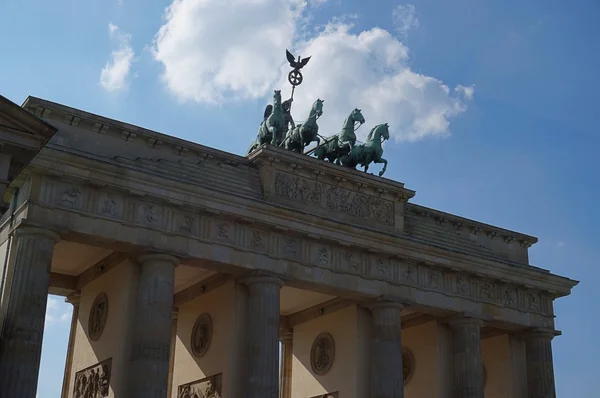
[72,357,112,398]
[177,373,222,398]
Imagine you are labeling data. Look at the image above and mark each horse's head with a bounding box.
[273,90,282,105]
[313,99,324,117]
[351,108,365,124]
[380,123,390,141]
[368,123,391,142]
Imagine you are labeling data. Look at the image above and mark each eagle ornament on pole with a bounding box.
[286,49,311,102]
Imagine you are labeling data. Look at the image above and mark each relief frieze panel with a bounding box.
[311,244,332,267]
[37,178,555,319]
[278,235,302,260]
[274,172,394,226]
[137,202,163,228]
[339,248,363,275]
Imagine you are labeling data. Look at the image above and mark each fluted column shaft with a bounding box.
[61,293,81,398]
[450,318,484,398]
[245,275,283,398]
[525,331,556,398]
[128,253,179,398]
[370,302,405,398]
[279,329,293,398]
[0,227,59,398]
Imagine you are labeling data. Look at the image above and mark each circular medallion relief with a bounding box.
[191,313,213,358]
[88,292,108,341]
[310,333,335,375]
[402,347,415,384]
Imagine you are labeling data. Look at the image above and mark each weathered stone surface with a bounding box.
[128,253,179,398]
[0,227,59,398]
[370,301,405,398]
[449,317,485,398]
[244,275,283,398]
[524,331,556,398]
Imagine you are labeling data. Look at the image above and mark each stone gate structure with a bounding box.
[0,95,578,398]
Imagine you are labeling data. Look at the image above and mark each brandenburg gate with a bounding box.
[0,94,577,398]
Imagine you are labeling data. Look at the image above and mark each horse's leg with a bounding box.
[269,125,277,146]
[374,158,388,176]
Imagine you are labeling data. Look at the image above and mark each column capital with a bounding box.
[280,328,293,343]
[447,316,484,329]
[13,226,60,242]
[138,253,180,267]
[241,272,284,288]
[366,300,406,312]
[65,293,81,306]
[520,328,560,341]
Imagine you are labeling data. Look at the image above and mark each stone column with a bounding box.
[524,330,556,398]
[369,301,405,398]
[244,275,283,398]
[128,253,179,398]
[279,328,293,398]
[449,317,484,398]
[61,293,81,398]
[0,227,59,398]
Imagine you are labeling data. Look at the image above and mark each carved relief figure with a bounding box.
[251,230,265,249]
[73,358,112,398]
[345,251,360,272]
[528,293,540,311]
[502,287,516,306]
[402,265,415,283]
[178,373,222,398]
[316,247,329,266]
[310,333,335,375]
[274,172,394,226]
[429,270,442,289]
[480,282,493,300]
[101,199,118,217]
[88,293,108,341]
[180,215,194,233]
[456,276,469,295]
[282,236,298,256]
[61,187,82,207]
[143,203,160,225]
[217,222,229,239]
[191,313,213,358]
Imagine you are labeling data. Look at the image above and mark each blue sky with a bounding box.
[2,0,598,396]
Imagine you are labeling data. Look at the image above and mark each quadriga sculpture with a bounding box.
[313,108,365,163]
[247,90,286,155]
[284,99,324,154]
[338,123,390,177]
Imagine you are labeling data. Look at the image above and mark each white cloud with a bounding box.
[392,4,419,38]
[100,23,135,92]
[152,0,473,142]
[44,297,72,326]
[455,84,475,100]
[278,22,472,142]
[556,241,565,248]
[152,0,306,104]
